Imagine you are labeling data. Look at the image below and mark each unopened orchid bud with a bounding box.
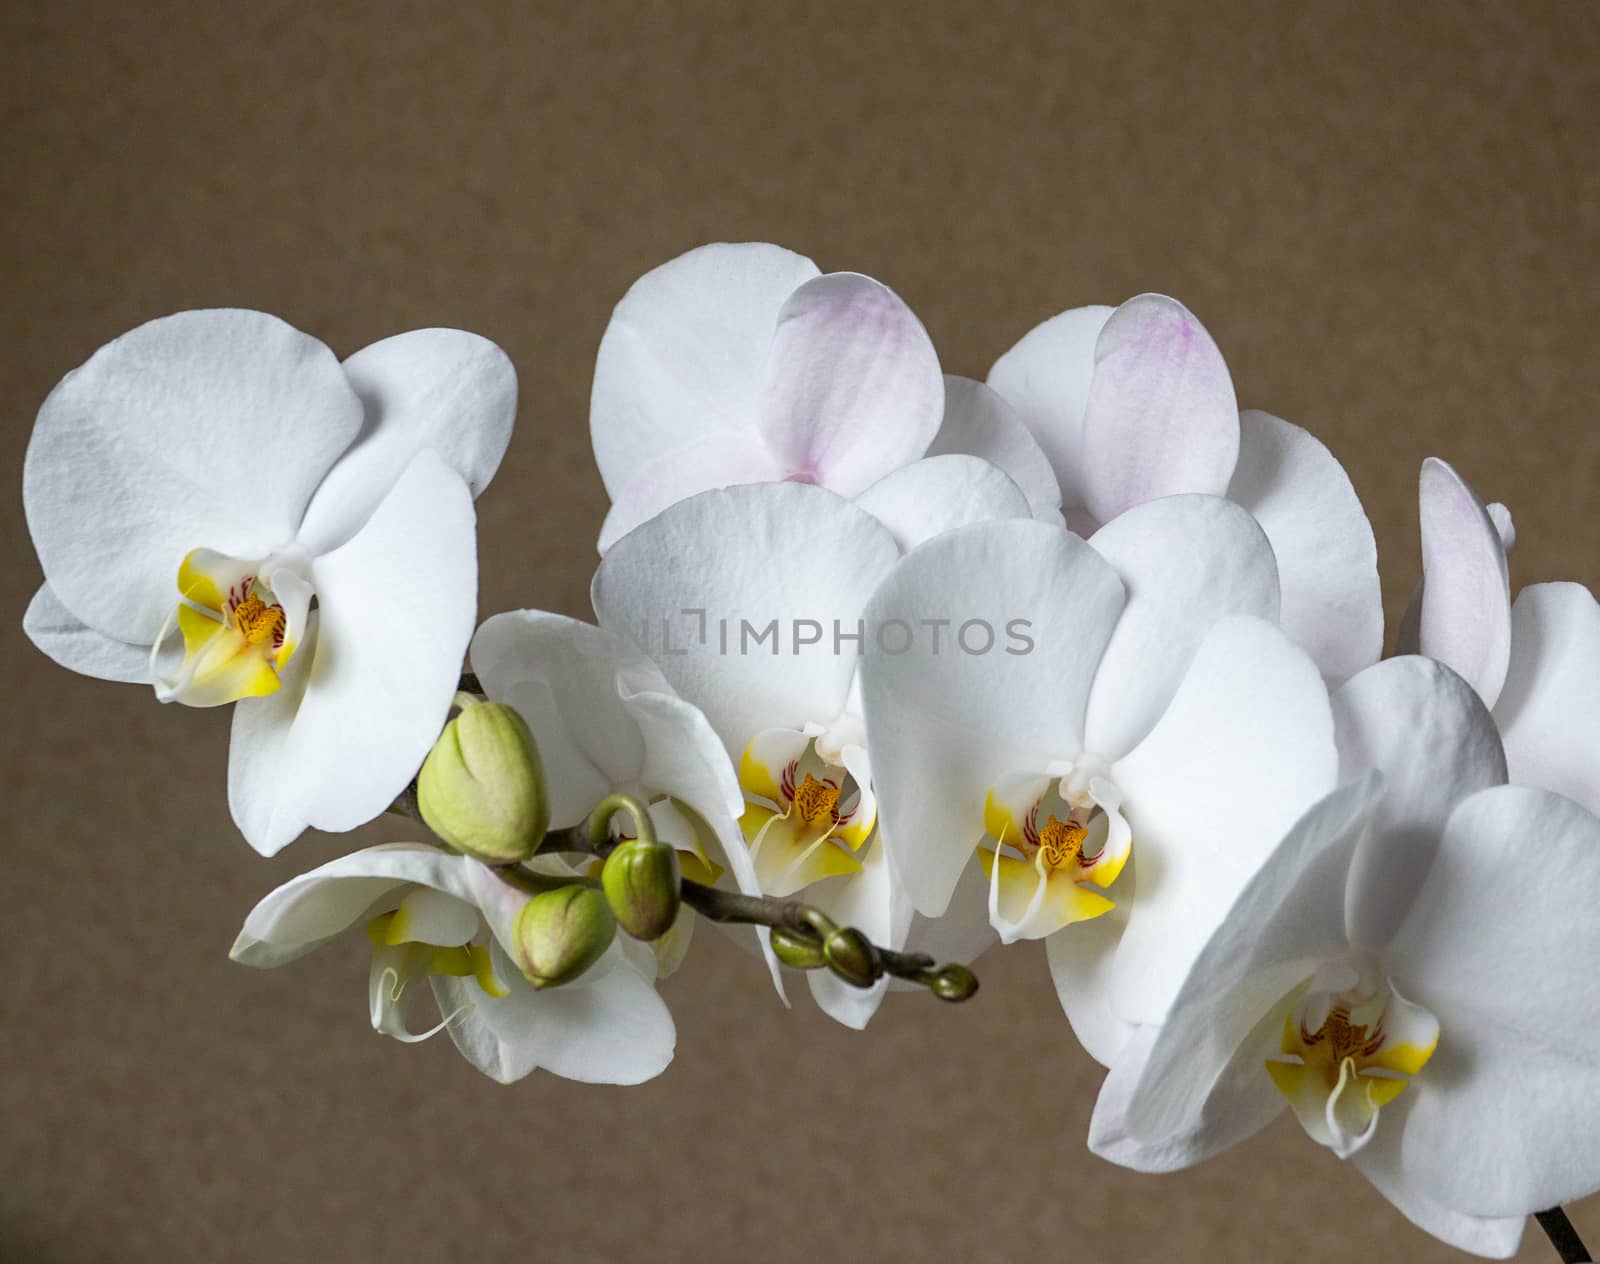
[769,925,826,970]
[601,839,681,941]
[418,700,549,863]
[513,885,615,989]
[822,926,879,989]
[929,964,979,1002]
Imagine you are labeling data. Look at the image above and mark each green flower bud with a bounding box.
[601,839,681,941]
[822,926,879,989]
[769,925,826,970]
[930,964,979,1002]
[418,701,549,863]
[513,885,616,989]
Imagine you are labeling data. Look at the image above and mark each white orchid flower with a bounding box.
[593,481,1034,1028]
[1404,456,1600,816]
[1090,655,1600,1258]
[231,843,674,1085]
[858,498,1338,1063]
[987,295,1382,682]
[22,309,514,855]
[469,609,765,980]
[589,241,1054,552]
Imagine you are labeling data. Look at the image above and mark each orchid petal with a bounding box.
[470,611,669,827]
[1350,1101,1527,1259]
[229,843,482,969]
[1085,494,1280,759]
[1416,458,1512,708]
[433,943,675,1085]
[1107,616,1337,1024]
[852,454,1031,552]
[23,309,362,646]
[924,376,1064,523]
[596,432,785,554]
[295,329,516,555]
[803,836,908,1030]
[590,242,821,497]
[24,582,158,684]
[859,519,1125,917]
[757,273,943,494]
[1078,295,1238,525]
[1101,778,1378,1165]
[592,482,900,754]
[985,305,1112,512]
[229,451,476,854]
[1496,582,1600,816]
[1386,785,1600,1216]
[1333,656,1505,950]
[1226,411,1382,683]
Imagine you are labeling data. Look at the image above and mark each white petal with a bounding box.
[24,581,157,683]
[433,943,675,1085]
[985,304,1112,512]
[1226,411,1382,683]
[471,611,670,826]
[1386,785,1600,1216]
[23,309,362,645]
[591,482,900,754]
[852,454,1032,552]
[590,242,821,497]
[596,431,783,555]
[230,451,477,854]
[1107,616,1337,1024]
[1103,778,1378,1163]
[1351,1101,1527,1259]
[1046,897,1137,1067]
[1496,582,1600,816]
[229,843,478,968]
[859,519,1125,917]
[926,376,1064,523]
[227,610,319,855]
[757,273,943,495]
[1333,656,1505,949]
[1416,457,1513,708]
[1078,295,1238,525]
[295,329,517,555]
[803,835,909,1030]
[1085,494,1280,759]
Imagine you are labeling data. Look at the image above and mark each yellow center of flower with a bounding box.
[792,773,842,825]
[1037,815,1087,870]
[1301,1006,1384,1066]
[232,593,287,648]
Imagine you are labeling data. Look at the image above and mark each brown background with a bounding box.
[3,3,1597,1261]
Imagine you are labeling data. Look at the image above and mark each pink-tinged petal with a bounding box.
[860,519,1126,918]
[1495,582,1600,816]
[1416,458,1512,708]
[24,581,159,684]
[926,376,1064,523]
[1085,494,1280,760]
[595,431,784,554]
[1333,656,1505,950]
[590,242,821,497]
[24,309,362,646]
[296,329,517,555]
[1078,295,1239,525]
[852,454,1031,552]
[1350,1101,1527,1259]
[986,305,1113,512]
[592,482,901,756]
[1107,616,1337,1025]
[1386,786,1600,1216]
[1226,411,1382,683]
[757,273,944,495]
[1104,778,1377,1163]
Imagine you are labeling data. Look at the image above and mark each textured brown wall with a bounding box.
[3,3,1597,1262]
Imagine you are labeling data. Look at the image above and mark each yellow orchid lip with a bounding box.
[738,728,877,897]
[1265,969,1440,1159]
[155,547,310,708]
